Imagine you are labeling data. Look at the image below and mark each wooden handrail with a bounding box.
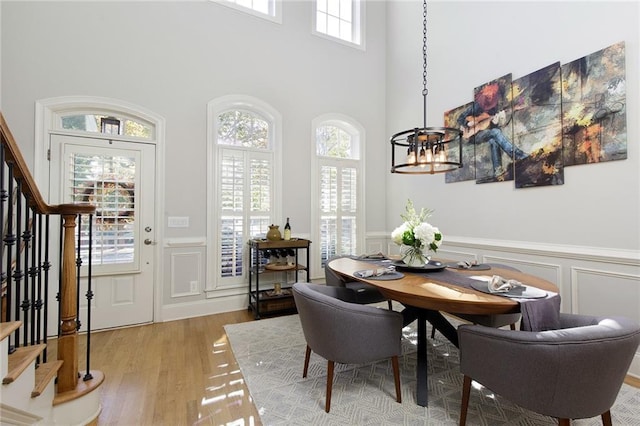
[1,110,97,396]
[0,112,95,216]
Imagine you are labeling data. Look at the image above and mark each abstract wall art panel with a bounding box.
[445,102,476,183]
[512,62,564,188]
[464,74,516,184]
[561,41,626,166]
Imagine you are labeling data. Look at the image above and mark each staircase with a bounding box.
[1,112,104,425]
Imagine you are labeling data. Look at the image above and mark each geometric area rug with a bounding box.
[224,306,640,426]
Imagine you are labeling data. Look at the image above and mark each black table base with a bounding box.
[402,306,459,407]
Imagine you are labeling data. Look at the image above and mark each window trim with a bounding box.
[310,113,366,277]
[212,0,283,25]
[207,95,283,291]
[312,0,365,50]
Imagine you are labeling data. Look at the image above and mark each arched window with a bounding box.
[208,96,282,287]
[58,111,154,139]
[311,115,364,273]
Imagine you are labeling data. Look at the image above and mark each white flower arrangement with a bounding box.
[391,199,442,265]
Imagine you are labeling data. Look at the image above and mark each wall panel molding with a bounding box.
[570,266,640,321]
[443,236,639,266]
[170,251,203,298]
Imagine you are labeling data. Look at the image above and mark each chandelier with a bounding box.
[390,0,463,175]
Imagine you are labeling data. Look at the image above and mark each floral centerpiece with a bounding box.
[391,199,443,267]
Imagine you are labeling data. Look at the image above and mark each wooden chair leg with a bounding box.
[387,300,393,310]
[510,323,516,330]
[601,410,612,426]
[431,325,436,339]
[459,375,471,426]
[325,360,334,413]
[558,419,571,426]
[303,345,311,378]
[391,355,401,403]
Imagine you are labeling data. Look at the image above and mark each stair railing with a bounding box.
[0,111,96,393]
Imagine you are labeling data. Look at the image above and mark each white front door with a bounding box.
[49,134,156,330]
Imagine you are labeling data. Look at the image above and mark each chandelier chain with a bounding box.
[388,0,463,175]
[422,0,428,97]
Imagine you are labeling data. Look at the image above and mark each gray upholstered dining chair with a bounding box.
[292,282,403,413]
[458,313,640,426]
[325,255,393,309]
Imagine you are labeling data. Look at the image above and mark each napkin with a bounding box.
[358,252,388,260]
[488,275,524,293]
[457,260,478,269]
[355,266,396,278]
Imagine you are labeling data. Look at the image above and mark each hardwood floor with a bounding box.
[47,310,640,425]
[50,309,262,425]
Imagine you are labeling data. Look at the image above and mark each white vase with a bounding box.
[401,245,429,267]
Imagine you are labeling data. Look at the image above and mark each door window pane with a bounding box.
[71,153,136,266]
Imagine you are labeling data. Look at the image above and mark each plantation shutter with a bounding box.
[319,162,358,264]
[220,149,244,278]
[248,155,272,241]
[219,149,273,280]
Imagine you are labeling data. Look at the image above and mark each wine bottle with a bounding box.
[286,248,295,266]
[284,217,291,240]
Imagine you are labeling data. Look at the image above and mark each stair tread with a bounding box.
[0,321,22,341]
[32,359,64,397]
[3,343,46,384]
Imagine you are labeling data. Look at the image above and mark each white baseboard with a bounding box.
[160,293,248,322]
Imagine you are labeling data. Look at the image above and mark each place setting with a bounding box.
[469,274,548,299]
[444,259,492,271]
[353,265,404,280]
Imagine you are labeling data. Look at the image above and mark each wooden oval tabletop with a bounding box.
[327,257,559,315]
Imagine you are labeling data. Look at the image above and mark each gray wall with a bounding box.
[0,0,388,237]
[386,1,639,251]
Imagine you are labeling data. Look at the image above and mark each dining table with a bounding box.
[326,256,560,407]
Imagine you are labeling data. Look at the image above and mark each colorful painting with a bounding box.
[444,41,626,188]
[460,75,516,184]
[444,102,475,183]
[512,62,564,188]
[562,41,626,165]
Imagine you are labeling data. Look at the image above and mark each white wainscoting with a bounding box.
[365,233,640,378]
[160,237,247,322]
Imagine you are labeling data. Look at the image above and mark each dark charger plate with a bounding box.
[392,260,446,272]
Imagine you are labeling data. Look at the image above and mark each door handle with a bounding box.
[144,238,156,245]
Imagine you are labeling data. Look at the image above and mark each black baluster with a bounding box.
[0,144,5,324]
[76,214,82,332]
[5,167,16,350]
[84,213,94,381]
[15,185,27,348]
[42,215,51,363]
